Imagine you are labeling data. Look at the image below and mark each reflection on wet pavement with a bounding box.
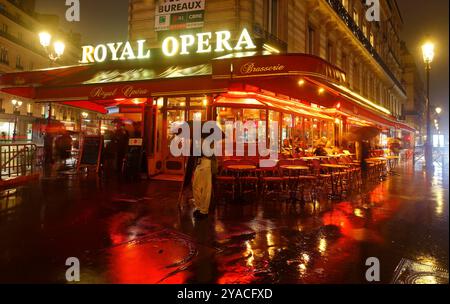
[0,162,448,284]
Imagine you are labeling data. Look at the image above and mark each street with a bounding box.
[0,162,448,284]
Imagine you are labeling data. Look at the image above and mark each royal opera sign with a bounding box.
[80,28,256,64]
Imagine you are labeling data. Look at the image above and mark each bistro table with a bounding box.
[301,157,320,161]
[320,164,349,199]
[226,165,257,201]
[280,165,310,205]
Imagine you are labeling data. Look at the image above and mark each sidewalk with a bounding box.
[0,161,448,283]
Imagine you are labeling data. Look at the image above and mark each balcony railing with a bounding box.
[0,30,47,58]
[0,6,34,32]
[325,0,406,94]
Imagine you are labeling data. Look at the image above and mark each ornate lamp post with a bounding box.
[11,99,23,142]
[38,32,65,164]
[421,41,435,171]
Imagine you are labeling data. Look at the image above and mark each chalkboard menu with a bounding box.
[78,136,104,172]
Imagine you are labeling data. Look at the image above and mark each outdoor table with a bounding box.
[280,165,310,205]
[226,165,257,201]
[320,164,349,199]
[227,165,257,171]
[301,157,320,162]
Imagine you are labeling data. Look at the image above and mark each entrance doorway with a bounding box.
[151,96,209,177]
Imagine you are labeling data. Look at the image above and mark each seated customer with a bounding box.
[281,139,293,158]
[314,144,328,156]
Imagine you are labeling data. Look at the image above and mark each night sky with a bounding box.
[35,0,129,44]
[397,0,449,134]
[34,0,449,134]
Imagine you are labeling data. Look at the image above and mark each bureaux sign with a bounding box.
[155,0,206,31]
[80,29,256,64]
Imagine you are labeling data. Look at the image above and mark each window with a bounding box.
[307,24,316,55]
[341,52,348,73]
[16,55,23,69]
[264,0,279,35]
[353,63,360,90]
[326,40,334,63]
[27,103,32,114]
[353,10,359,27]
[1,24,8,33]
[370,32,375,46]
[342,0,349,10]
[0,47,8,64]
[362,24,367,37]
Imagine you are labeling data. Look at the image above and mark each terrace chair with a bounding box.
[215,166,236,203]
[260,165,285,200]
[310,159,332,200]
[294,159,318,203]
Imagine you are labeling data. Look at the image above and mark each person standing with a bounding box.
[192,156,213,219]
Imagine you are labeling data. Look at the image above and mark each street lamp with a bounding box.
[422,41,435,171]
[39,32,66,165]
[11,99,23,142]
[435,107,442,115]
[39,32,66,62]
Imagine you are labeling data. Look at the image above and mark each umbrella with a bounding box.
[346,126,380,142]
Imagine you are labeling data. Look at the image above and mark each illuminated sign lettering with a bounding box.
[80,29,256,64]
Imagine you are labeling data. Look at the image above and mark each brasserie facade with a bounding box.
[0,0,414,177]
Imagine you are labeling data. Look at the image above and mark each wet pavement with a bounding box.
[0,161,448,284]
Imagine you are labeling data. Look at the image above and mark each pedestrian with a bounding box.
[191,137,218,220]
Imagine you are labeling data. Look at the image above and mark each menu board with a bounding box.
[78,136,103,172]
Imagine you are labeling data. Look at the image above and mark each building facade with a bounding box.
[0,0,416,177]
[0,0,97,144]
[129,0,407,122]
[401,42,426,145]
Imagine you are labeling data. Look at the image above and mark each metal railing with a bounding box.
[0,143,39,180]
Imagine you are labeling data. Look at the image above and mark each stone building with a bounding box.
[129,0,407,123]
[0,0,91,143]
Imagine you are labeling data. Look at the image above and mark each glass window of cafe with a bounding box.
[216,106,335,150]
[216,107,266,144]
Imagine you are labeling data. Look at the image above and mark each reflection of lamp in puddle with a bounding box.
[245,241,254,267]
[266,231,275,259]
[435,190,444,215]
[318,238,327,253]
